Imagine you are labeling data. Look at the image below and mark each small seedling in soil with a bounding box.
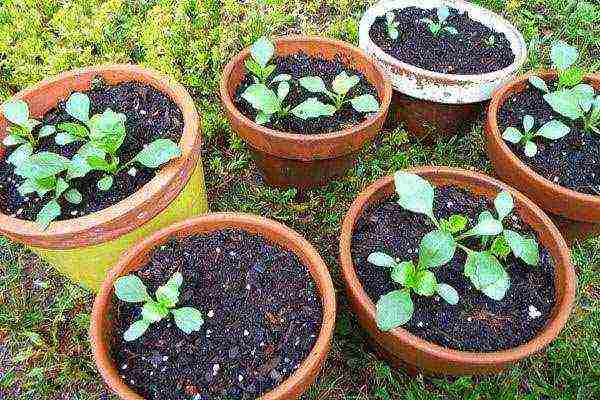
[54,92,181,191]
[485,35,496,47]
[1,100,56,164]
[528,41,584,93]
[241,37,294,124]
[543,84,600,136]
[385,11,400,40]
[369,172,540,331]
[295,72,380,119]
[419,7,458,37]
[502,114,570,157]
[114,272,204,341]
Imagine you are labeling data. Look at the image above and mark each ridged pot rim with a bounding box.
[486,71,600,212]
[219,35,392,157]
[90,212,336,400]
[0,64,201,249]
[339,166,576,367]
[358,0,528,104]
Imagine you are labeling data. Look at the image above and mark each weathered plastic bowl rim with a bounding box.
[90,212,336,400]
[358,1,528,84]
[487,71,600,212]
[219,35,393,144]
[339,166,576,367]
[0,64,201,248]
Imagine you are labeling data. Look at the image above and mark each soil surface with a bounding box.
[369,7,515,74]
[498,80,600,196]
[110,229,323,400]
[0,79,183,221]
[351,186,556,352]
[234,53,380,135]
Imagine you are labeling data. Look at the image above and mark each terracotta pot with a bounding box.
[486,72,600,243]
[91,212,336,400]
[339,167,576,375]
[359,0,527,139]
[220,36,392,189]
[0,65,208,290]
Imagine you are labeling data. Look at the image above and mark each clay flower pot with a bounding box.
[339,167,576,375]
[90,212,336,399]
[486,72,600,243]
[220,36,392,189]
[0,65,208,290]
[359,0,527,139]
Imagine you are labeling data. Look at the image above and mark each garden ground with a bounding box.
[0,0,599,399]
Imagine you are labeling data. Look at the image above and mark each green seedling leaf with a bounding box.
[7,143,33,167]
[394,172,435,218]
[39,125,56,138]
[367,252,396,267]
[250,37,275,67]
[97,175,114,191]
[17,179,37,196]
[465,215,503,237]
[242,84,281,115]
[68,143,105,179]
[55,131,80,146]
[2,100,29,126]
[156,272,183,308]
[142,300,169,323]
[2,134,26,147]
[256,111,270,125]
[332,72,360,96]
[172,307,204,334]
[57,122,88,138]
[88,109,126,154]
[440,214,468,233]
[64,188,82,204]
[376,290,413,331]
[544,90,584,120]
[245,58,263,78]
[465,252,510,300]
[65,92,90,123]
[272,74,291,83]
[414,270,437,296]
[291,98,336,119]
[523,115,535,132]
[133,139,181,169]
[277,81,290,101]
[502,127,523,144]
[437,6,450,23]
[123,320,150,342]
[55,177,69,198]
[87,156,111,171]
[114,275,150,303]
[490,235,511,259]
[351,94,380,113]
[444,26,458,35]
[550,40,578,70]
[299,76,328,94]
[504,229,540,266]
[528,76,549,93]
[524,140,538,157]
[14,152,70,180]
[494,190,514,221]
[436,283,459,305]
[418,230,456,270]
[36,200,60,230]
[390,261,415,285]
[536,119,570,139]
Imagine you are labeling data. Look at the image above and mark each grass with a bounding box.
[1,0,599,398]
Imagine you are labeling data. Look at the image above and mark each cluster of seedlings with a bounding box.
[2,94,181,229]
[385,6,458,40]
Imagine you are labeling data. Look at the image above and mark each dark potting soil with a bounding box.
[110,229,323,400]
[498,81,600,196]
[351,186,556,352]
[234,53,380,135]
[369,7,515,74]
[0,79,183,221]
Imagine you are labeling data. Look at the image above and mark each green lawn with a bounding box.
[1,0,599,399]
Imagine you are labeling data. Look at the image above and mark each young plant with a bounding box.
[13,152,83,229]
[55,92,181,191]
[294,72,380,119]
[419,7,458,37]
[385,11,400,40]
[502,114,570,157]
[528,41,583,93]
[485,35,496,47]
[370,172,541,332]
[543,84,600,136]
[245,37,276,84]
[2,100,56,166]
[114,272,204,341]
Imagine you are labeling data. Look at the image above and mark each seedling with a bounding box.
[54,92,181,191]
[245,37,277,84]
[485,35,496,47]
[543,84,600,136]
[385,11,400,40]
[295,72,380,119]
[502,114,570,157]
[419,7,458,37]
[369,172,540,331]
[114,272,204,341]
[1,100,56,166]
[528,41,584,93]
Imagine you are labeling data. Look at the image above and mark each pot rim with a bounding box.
[359,0,527,82]
[0,64,201,249]
[219,35,392,145]
[486,71,600,206]
[339,166,576,366]
[90,212,336,400]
